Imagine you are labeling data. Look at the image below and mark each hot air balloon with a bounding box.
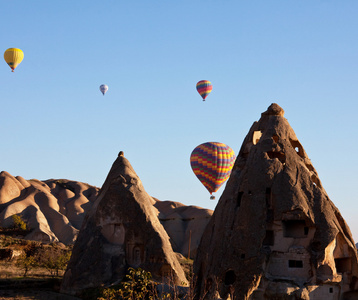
[196,80,212,101]
[190,142,236,199]
[99,84,108,95]
[4,48,24,72]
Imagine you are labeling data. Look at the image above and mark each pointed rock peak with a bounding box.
[194,104,358,299]
[262,103,285,116]
[61,153,188,296]
[94,151,147,206]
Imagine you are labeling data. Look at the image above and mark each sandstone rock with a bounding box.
[0,171,23,204]
[60,153,188,295]
[0,172,99,244]
[154,199,213,258]
[194,104,358,300]
[0,172,212,258]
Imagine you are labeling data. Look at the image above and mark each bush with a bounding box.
[11,214,30,231]
[15,253,37,277]
[15,243,72,278]
[35,246,71,277]
[98,267,164,300]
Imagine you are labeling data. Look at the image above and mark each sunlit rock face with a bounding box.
[0,171,98,244]
[0,173,212,258]
[60,153,188,296]
[194,104,358,300]
[154,199,213,259]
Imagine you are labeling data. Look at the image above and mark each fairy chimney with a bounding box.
[194,104,358,300]
[61,153,187,295]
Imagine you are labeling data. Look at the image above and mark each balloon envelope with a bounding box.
[4,48,24,72]
[190,142,236,195]
[99,84,108,95]
[196,80,212,100]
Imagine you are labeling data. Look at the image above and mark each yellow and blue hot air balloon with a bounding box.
[190,142,236,199]
[196,80,212,101]
[4,48,24,72]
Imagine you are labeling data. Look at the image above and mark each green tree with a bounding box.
[11,214,30,231]
[97,267,166,300]
[15,253,37,277]
[36,247,71,277]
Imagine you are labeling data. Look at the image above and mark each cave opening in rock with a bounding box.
[288,260,303,268]
[283,220,309,238]
[224,270,236,285]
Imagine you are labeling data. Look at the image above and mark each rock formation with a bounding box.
[0,172,212,258]
[154,199,212,259]
[0,171,98,244]
[194,104,358,299]
[60,153,188,295]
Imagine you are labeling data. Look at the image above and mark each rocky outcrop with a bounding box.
[194,104,358,299]
[155,200,212,259]
[0,171,98,244]
[0,172,212,258]
[60,153,188,295]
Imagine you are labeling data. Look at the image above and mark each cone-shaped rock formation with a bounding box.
[194,104,358,299]
[61,153,188,295]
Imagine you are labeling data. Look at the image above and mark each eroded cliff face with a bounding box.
[194,104,358,300]
[60,153,188,295]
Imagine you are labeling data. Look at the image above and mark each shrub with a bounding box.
[15,253,37,277]
[35,246,71,277]
[11,214,30,231]
[98,267,164,300]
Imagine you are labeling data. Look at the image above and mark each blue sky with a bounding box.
[1,1,358,240]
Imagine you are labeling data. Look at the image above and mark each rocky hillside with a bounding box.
[0,171,212,258]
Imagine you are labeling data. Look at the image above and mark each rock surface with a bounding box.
[194,103,358,300]
[60,153,188,295]
[0,172,98,244]
[0,173,212,258]
[154,199,212,259]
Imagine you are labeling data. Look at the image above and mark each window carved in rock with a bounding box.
[290,139,305,158]
[237,192,243,208]
[335,257,351,274]
[263,230,274,246]
[253,131,262,145]
[282,220,309,238]
[224,270,236,285]
[311,174,322,188]
[288,260,303,268]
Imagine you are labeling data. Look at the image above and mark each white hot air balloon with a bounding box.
[99,84,108,96]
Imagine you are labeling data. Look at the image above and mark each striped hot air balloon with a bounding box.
[4,48,24,72]
[190,142,236,199]
[196,80,212,101]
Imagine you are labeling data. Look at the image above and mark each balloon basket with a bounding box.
[210,195,215,200]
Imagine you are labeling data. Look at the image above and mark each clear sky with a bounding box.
[1,1,358,240]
